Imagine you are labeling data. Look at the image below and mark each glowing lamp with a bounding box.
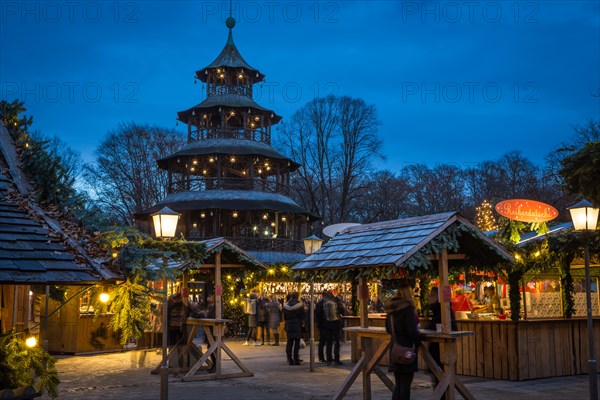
[26,336,37,347]
[568,200,599,231]
[99,293,110,303]
[304,235,323,255]
[151,206,180,239]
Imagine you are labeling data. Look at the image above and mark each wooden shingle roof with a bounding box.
[293,212,514,273]
[0,123,113,284]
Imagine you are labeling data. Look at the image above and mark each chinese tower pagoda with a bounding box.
[142,16,316,262]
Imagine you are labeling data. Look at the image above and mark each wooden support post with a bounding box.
[359,275,369,328]
[215,251,222,319]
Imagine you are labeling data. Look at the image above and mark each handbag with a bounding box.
[389,314,416,365]
[299,338,306,349]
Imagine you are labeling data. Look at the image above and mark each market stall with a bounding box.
[293,212,514,399]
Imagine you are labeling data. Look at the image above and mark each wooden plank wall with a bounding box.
[456,319,600,380]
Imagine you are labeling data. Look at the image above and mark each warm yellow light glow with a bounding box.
[257,168,262,174]
[242,171,246,175]
[253,226,258,231]
[190,167,195,172]
[304,235,324,255]
[254,116,260,121]
[226,274,232,280]
[202,169,207,175]
[203,114,207,119]
[219,74,225,79]
[233,212,238,218]
[268,268,275,275]
[200,212,206,219]
[281,266,288,273]
[151,207,180,238]
[262,214,268,220]
[569,200,599,231]
[266,166,271,171]
[99,293,110,303]
[230,157,236,163]
[515,254,521,260]
[217,68,221,73]
[230,111,235,116]
[26,336,37,347]
[112,252,118,258]
[270,222,276,227]
[281,216,286,222]
[192,159,198,165]
[238,74,243,79]
[29,290,33,296]
[250,123,255,128]
[209,157,215,163]
[534,251,540,257]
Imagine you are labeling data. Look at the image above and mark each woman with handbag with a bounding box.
[385,283,420,400]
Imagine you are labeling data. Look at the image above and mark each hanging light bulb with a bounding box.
[201,212,206,219]
[202,169,207,174]
[230,156,236,163]
[263,214,268,220]
[233,211,238,218]
[209,157,215,163]
[192,159,198,165]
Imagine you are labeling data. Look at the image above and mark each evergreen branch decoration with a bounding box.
[0,332,59,398]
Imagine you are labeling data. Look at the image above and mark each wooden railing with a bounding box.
[169,177,289,196]
[189,127,270,144]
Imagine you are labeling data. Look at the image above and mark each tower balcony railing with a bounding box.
[188,236,305,254]
[189,127,270,144]
[169,176,289,196]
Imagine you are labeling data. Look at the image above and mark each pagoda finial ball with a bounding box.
[226,17,236,29]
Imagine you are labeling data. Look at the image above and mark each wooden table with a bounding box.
[181,318,253,381]
[420,329,476,400]
[333,326,475,400]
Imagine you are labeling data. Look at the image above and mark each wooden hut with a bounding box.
[0,122,119,353]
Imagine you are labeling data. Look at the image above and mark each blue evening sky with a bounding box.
[1,1,599,171]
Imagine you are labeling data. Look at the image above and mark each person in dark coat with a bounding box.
[314,290,329,362]
[283,292,305,365]
[316,291,345,365]
[268,296,282,346]
[385,283,420,400]
[257,294,270,345]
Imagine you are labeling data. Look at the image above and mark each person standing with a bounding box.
[244,291,261,346]
[283,292,305,365]
[257,294,270,345]
[314,290,329,362]
[319,292,345,365]
[268,296,282,346]
[385,284,420,400]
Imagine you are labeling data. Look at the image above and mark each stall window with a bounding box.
[522,278,562,318]
[572,277,600,317]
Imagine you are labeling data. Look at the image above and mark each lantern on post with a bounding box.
[152,206,181,239]
[303,234,323,372]
[568,199,599,400]
[304,235,323,256]
[151,206,181,400]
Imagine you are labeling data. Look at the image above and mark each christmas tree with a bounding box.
[475,200,498,231]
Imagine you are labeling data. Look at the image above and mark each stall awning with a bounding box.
[293,212,514,273]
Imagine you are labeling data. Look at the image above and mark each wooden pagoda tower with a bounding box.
[141,16,316,262]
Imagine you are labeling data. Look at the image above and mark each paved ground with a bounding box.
[42,339,591,400]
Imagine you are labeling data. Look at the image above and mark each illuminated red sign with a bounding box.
[495,199,559,223]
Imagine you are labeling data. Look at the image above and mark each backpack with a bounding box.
[323,299,339,322]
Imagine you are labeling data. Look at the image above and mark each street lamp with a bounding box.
[568,199,599,400]
[152,206,180,400]
[304,235,323,372]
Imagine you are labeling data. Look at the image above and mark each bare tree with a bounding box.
[352,170,411,223]
[276,95,382,225]
[84,122,184,224]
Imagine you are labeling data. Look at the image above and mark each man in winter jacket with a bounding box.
[283,292,306,365]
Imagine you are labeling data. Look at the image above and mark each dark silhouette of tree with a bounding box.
[85,122,184,224]
[276,95,382,225]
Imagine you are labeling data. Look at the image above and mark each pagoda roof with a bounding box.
[157,139,300,170]
[195,28,265,83]
[137,190,318,220]
[177,94,281,124]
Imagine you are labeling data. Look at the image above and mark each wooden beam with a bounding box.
[428,254,467,260]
